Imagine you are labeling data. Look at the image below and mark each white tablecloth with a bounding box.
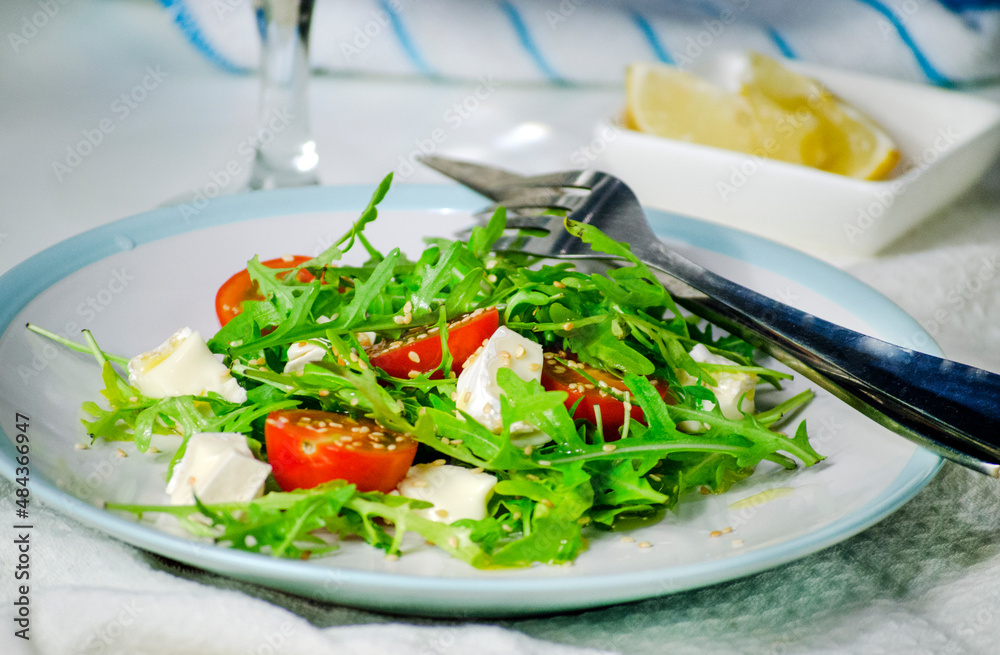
[2,1,1000,654]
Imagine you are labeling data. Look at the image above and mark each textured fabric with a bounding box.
[163,0,1000,86]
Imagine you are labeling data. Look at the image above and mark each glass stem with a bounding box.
[248,0,319,190]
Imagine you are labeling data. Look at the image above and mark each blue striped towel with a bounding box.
[162,0,1000,86]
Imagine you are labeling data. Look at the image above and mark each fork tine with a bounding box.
[418,155,526,199]
[455,213,565,240]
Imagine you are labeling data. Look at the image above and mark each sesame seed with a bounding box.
[432,459,446,466]
[487,274,497,283]
[553,365,566,374]
[115,449,127,458]
[281,254,294,262]
[722,526,733,534]
[403,312,412,325]
[482,402,492,414]
[602,443,617,453]
[620,536,635,543]
[148,447,160,454]
[387,444,396,451]
[318,389,330,397]
[408,370,420,379]
[393,315,406,325]
[538,460,551,466]
[563,322,575,331]
[461,391,471,404]
[528,363,540,371]
[470,467,484,474]
[403,301,412,314]
[710,530,723,538]
[408,351,420,363]
[638,541,652,549]
[350,398,359,406]
[512,512,522,520]
[502,524,513,532]
[514,345,526,359]
[552,280,565,288]
[448,536,459,548]
[526,474,540,481]
[74,443,89,450]
[523,445,533,456]
[436,509,449,518]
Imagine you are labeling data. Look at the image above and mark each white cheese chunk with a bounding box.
[128,327,246,403]
[677,343,757,420]
[165,432,271,506]
[396,464,497,523]
[283,340,328,374]
[455,326,544,433]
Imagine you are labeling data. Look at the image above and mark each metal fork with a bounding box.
[420,154,1000,477]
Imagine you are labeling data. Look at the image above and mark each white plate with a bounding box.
[594,52,1000,262]
[0,184,940,617]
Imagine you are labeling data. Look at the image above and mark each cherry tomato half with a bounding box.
[264,409,418,493]
[368,306,500,379]
[540,352,674,437]
[215,255,316,326]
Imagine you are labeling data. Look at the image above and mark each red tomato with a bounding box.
[264,409,418,493]
[368,306,500,379]
[540,352,674,437]
[215,255,316,326]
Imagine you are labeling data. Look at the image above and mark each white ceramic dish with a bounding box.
[0,184,941,617]
[594,53,1000,262]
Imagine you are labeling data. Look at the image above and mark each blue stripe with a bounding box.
[159,0,247,74]
[853,0,952,85]
[631,11,674,64]
[766,26,797,59]
[379,0,436,77]
[500,1,564,83]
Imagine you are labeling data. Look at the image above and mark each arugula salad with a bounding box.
[32,175,823,568]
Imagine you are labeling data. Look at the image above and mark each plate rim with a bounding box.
[0,183,943,616]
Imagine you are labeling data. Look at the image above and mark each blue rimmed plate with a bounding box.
[0,184,941,617]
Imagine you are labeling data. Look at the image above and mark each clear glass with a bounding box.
[248,0,319,190]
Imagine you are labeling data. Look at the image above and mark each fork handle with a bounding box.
[638,240,1000,476]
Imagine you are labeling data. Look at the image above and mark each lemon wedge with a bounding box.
[624,54,899,180]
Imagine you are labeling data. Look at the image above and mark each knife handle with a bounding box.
[639,239,1000,477]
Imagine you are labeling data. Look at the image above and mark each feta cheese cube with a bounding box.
[677,343,757,420]
[396,464,497,523]
[455,326,544,433]
[283,340,328,374]
[128,327,246,403]
[165,432,271,506]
